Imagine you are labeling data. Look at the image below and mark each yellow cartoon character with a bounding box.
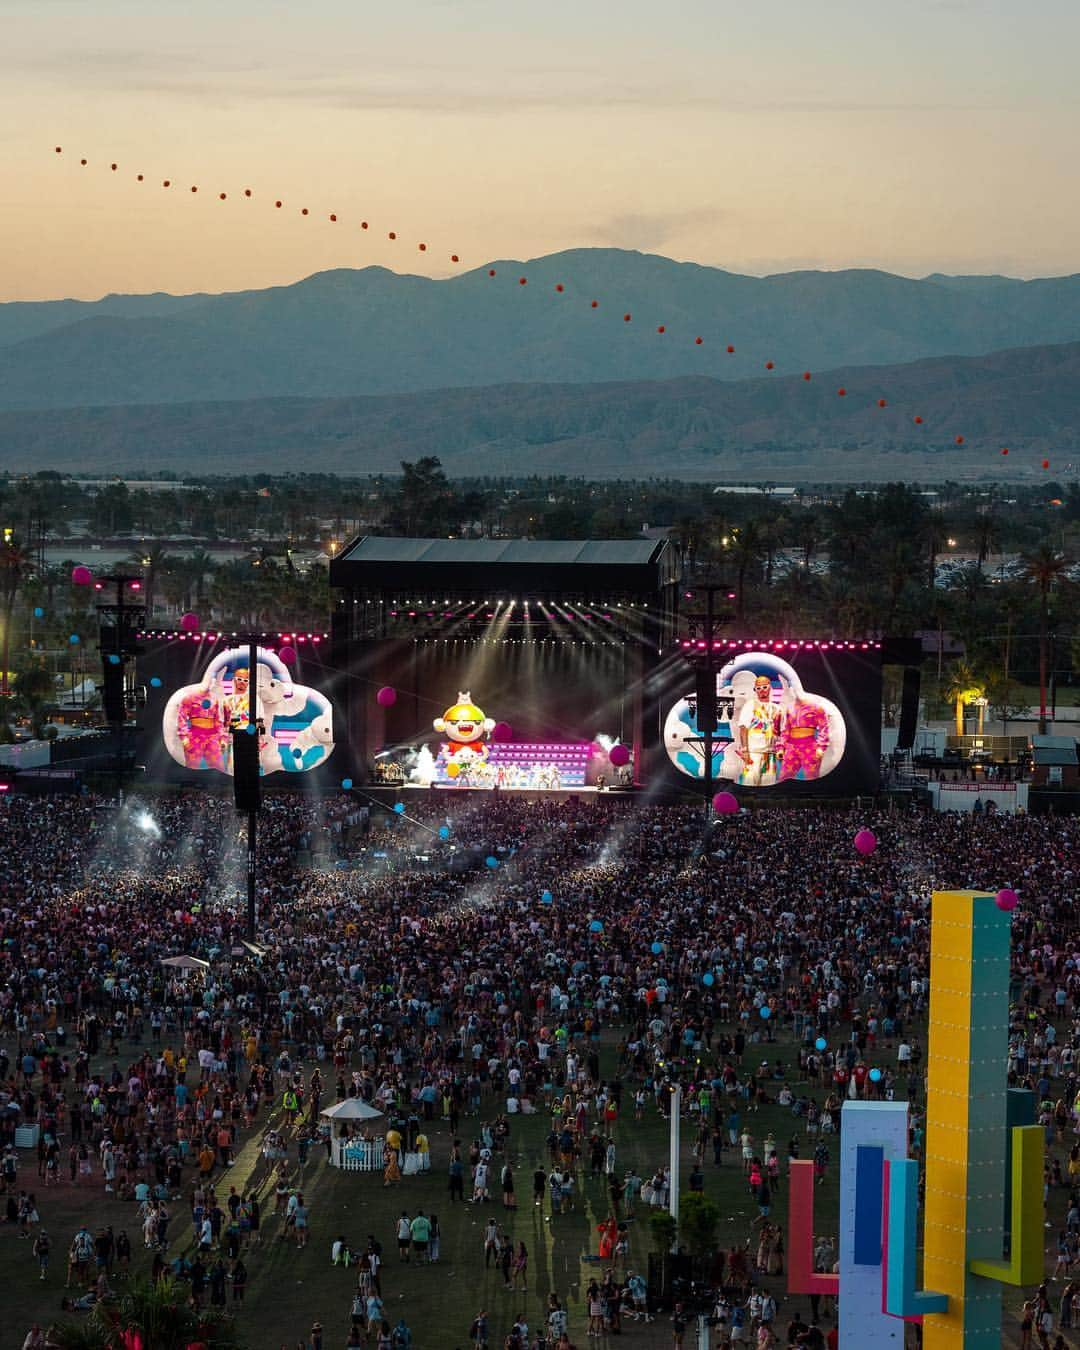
[434,691,495,773]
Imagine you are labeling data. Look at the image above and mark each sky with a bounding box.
[2,0,1079,301]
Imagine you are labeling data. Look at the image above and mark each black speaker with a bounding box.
[897,667,921,750]
[232,729,261,812]
[102,662,125,724]
[695,670,717,734]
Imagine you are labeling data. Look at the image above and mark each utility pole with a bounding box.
[668,1083,681,1234]
[246,637,258,941]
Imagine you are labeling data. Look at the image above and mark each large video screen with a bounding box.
[662,646,881,795]
[139,638,338,785]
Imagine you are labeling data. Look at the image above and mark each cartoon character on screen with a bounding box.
[225,663,253,730]
[778,693,830,782]
[176,678,228,771]
[736,674,782,786]
[434,692,495,775]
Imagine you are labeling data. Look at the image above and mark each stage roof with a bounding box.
[330,536,678,595]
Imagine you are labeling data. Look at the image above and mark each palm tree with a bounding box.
[943,659,985,738]
[728,521,763,623]
[0,534,28,701]
[49,1275,244,1349]
[129,545,173,622]
[1021,546,1070,734]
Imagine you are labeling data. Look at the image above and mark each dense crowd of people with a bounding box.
[2,788,1080,1348]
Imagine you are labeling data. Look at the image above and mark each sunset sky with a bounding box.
[2,0,1078,301]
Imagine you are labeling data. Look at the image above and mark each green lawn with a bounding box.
[0,1028,1049,1348]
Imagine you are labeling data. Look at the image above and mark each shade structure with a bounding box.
[320,1097,384,1122]
[160,954,210,971]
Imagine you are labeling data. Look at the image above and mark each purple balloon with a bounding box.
[492,721,512,742]
[278,645,297,666]
[712,791,738,815]
[609,744,630,767]
[376,686,397,708]
[854,828,877,857]
[71,565,92,586]
[995,888,1018,912]
[179,612,200,633]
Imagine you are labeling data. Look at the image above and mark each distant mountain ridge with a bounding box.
[3,249,1080,411]
[1,339,1076,481]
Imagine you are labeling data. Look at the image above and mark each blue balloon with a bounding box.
[150,676,162,689]
[438,825,450,840]
[759,1005,771,1020]
[201,698,211,708]
[869,1068,882,1083]
[33,607,44,619]
[342,778,353,790]
[815,1037,827,1052]
[541,888,553,904]
[589,919,603,933]
[245,724,257,736]
[485,855,499,869]
[702,972,715,987]
[68,633,80,645]
[394,802,405,814]
[108,653,121,665]
[650,941,663,955]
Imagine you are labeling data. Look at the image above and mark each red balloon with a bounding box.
[55,146,62,154]
[111,163,117,171]
[190,186,197,192]
[765,360,774,369]
[80,158,87,165]
[179,612,200,633]
[878,399,887,408]
[555,284,564,293]
[803,371,812,381]
[301,207,308,215]
[712,791,738,815]
[71,565,93,586]
[837,388,846,397]
[376,686,397,708]
[609,744,630,767]
[995,888,1018,912]
[137,174,144,182]
[163,180,171,187]
[695,336,703,344]
[1043,459,1050,469]
[623,313,632,321]
[451,254,459,262]
[388,230,396,239]
[955,435,964,445]
[219,192,227,200]
[520,277,528,285]
[329,213,337,221]
[244,189,252,197]
[489,269,497,277]
[913,415,923,424]
[726,344,735,354]
[278,645,297,666]
[418,242,426,250]
[854,828,877,857]
[361,221,369,229]
[657,325,665,333]
[274,200,282,208]
[1001,447,1009,456]
[591,300,599,308]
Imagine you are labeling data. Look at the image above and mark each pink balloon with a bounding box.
[492,721,512,742]
[179,612,200,633]
[854,828,877,857]
[278,645,297,666]
[712,791,738,815]
[995,888,1018,912]
[376,686,397,708]
[71,565,92,585]
[609,744,630,767]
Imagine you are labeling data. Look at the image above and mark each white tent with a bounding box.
[322,1097,384,1171]
[320,1097,383,1122]
[160,955,210,971]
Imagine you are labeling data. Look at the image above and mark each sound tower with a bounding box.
[897,667,921,751]
[101,661,125,724]
[232,728,261,812]
[694,669,717,734]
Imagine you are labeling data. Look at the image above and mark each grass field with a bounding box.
[0,1028,1048,1348]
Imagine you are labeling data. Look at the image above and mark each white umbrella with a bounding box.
[320,1098,383,1122]
[160,955,210,971]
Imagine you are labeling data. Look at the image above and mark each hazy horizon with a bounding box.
[3,0,1079,303]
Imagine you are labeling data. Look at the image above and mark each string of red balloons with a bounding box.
[50,147,1053,470]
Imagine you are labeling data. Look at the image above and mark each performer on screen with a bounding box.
[736,674,782,786]
[176,682,228,771]
[226,664,254,730]
[777,695,830,782]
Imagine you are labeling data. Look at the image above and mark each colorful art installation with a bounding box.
[787,890,1043,1348]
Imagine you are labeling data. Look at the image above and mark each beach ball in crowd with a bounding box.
[995,888,1018,912]
[376,686,397,708]
[71,565,92,585]
[759,1005,771,1020]
[150,676,162,688]
[869,1068,882,1083]
[651,941,663,955]
[179,612,200,633]
[439,825,451,840]
[712,791,738,815]
[702,972,715,987]
[33,606,44,618]
[68,633,80,645]
[541,888,553,904]
[492,721,512,742]
[854,828,877,856]
[486,855,499,869]
[608,744,630,767]
[815,1037,827,1052]
[589,919,603,933]
[278,645,296,666]
[446,762,461,778]
[341,778,353,790]
[394,802,405,814]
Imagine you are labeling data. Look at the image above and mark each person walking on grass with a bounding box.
[33,1229,50,1280]
[511,1240,528,1292]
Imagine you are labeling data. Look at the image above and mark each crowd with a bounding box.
[2,787,1080,1348]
